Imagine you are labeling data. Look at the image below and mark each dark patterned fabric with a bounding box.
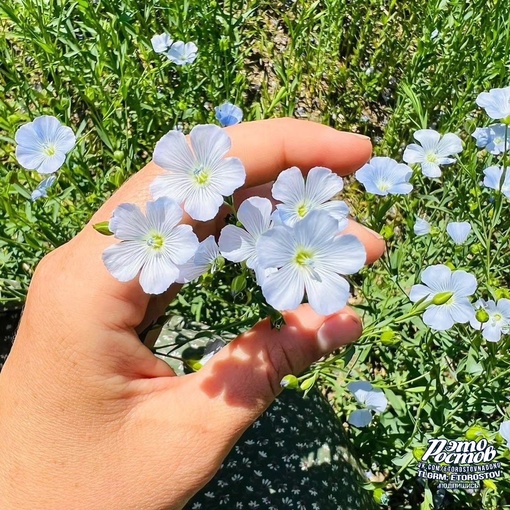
[185,389,375,510]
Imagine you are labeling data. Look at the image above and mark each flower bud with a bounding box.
[475,308,490,323]
[483,479,497,491]
[380,330,400,346]
[413,447,426,461]
[432,291,453,305]
[465,425,488,441]
[280,374,299,390]
[373,488,389,505]
[496,288,510,300]
[113,150,124,163]
[93,221,113,236]
[300,376,316,391]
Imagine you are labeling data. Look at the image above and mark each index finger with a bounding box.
[46,119,374,330]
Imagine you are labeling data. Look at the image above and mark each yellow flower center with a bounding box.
[297,203,308,218]
[43,144,57,156]
[294,248,314,266]
[193,165,211,186]
[378,181,390,192]
[493,313,503,322]
[425,152,438,163]
[147,233,165,250]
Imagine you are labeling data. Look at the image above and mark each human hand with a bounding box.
[0,119,385,510]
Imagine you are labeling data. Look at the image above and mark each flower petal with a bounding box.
[139,254,179,294]
[256,226,296,269]
[421,264,452,292]
[219,225,255,263]
[435,133,463,158]
[305,166,343,205]
[109,203,149,240]
[348,409,373,428]
[347,381,373,405]
[421,162,442,178]
[413,129,441,151]
[209,158,246,196]
[272,167,305,205]
[261,264,304,311]
[449,300,475,324]
[303,270,350,316]
[190,124,231,168]
[237,196,273,238]
[450,270,477,297]
[409,284,433,303]
[183,186,225,221]
[364,389,388,413]
[102,241,147,282]
[146,197,183,234]
[423,305,455,331]
[447,221,472,245]
[153,130,196,174]
[318,234,366,275]
[403,144,425,164]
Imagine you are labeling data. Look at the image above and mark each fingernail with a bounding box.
[362,224,384,241]
[351,132,371,140]
[317,313,362,352]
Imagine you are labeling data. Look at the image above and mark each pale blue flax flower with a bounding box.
[499,421,510,448]
[151,124,246,222]
[15,115,76,174]
[151,33,173,54]
[215,102,243,127]
[167,41,198,65]
[470,298,510,342]
[102,197,199,295]
[483,166,510,198]
[256,210,366,315]
[476,87,510,121]
[219,196,273,283]
[409,264,477,331]
[472,124,510,155]
[447,221,472,245]
[403,129,462,178]
[271,166,349,229]
[414,217,431,236]
[177,235,220,283]
[31,174,57,202]
[347,381,388,428]
[355,157,413,195]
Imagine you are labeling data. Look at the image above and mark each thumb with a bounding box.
[195,304,361,439]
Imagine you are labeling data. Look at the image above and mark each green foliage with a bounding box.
[2,1,510,508]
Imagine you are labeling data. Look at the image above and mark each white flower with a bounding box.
[219,197,272,282]
[151,33,173,54]
[500,421,510,448]
[167,41,198,65]
[355,157,413,195]
[271,166,349,229]
[256,210,366,315]
[470,298,510,342]
[409,264,477,331]
[347,381,388,428]
[102,197,199,295]
[31,174,57,201]
[483,166,510,198]
[446,221,472,245]
[414,217,431,236]
[472,124,510,155]
[403,129,463,178]
[177,235,220,283]
[151,124,246,222]
[15,116,76,174]
[476,87,510,120]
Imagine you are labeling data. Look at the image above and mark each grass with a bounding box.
[1,0,510,508]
